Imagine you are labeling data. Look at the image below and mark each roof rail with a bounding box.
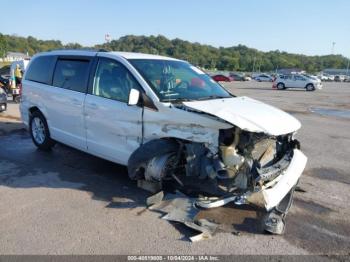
[48,48,108,52]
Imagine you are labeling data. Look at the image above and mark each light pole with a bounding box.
[105,34,111,43]
[252,56,256,74]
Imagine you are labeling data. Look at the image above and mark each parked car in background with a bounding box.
[334,75,346,82]
[273,74,322,91]
[0,65,10,76]
[254,74,273,82]
[229,72,251,81]
[0,87,7,112]
[327,74,335,81]
[317,74,329,81]
[304,74,319,81]
[212,74,234,82]
[0,75,10,93]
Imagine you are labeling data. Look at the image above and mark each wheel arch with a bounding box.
[127,137,188,180]
[277,82,286,89]
[28,105,52,133]
[305,82,314,88]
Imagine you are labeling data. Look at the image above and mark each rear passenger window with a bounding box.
[53,59,90,93]
[25,56,56,84]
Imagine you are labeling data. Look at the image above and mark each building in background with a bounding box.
[323,68,350,76]
[0,52,30,62]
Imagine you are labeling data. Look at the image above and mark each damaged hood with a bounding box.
[183,96,301,136]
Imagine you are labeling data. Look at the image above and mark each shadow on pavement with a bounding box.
[0,129,149,210]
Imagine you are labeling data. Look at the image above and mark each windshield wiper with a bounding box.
[163,98,195,103]
[196,95,230,101]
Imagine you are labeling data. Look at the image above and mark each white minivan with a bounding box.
[274,74,322,91]
[21,50,307,233]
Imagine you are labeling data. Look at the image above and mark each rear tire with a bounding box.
[277,83,285,90]
[29,111,55,151]
[306,84,315,91]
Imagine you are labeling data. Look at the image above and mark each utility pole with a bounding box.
[105,34,111,43]
[252,56,256,74]
[346,58,350,76]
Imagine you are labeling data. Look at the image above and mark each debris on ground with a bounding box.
[146,190,292,241]
[147,191,219,241]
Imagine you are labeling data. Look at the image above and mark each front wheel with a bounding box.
[29,111,55,151]
[306,84,315,91]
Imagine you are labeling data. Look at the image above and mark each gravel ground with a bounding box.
[0,82,349,256]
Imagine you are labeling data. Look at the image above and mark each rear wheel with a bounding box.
[29,111,55,151]
[306,84,315,91]
[277,83,285,90]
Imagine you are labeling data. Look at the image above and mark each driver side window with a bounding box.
[93,58,141,103]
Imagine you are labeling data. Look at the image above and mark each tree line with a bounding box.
[1,33,349,73]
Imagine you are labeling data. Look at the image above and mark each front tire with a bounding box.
[128,139,179,180]
[306,84,315,91]
[29,111,55,151]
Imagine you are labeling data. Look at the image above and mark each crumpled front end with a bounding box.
[135,125,307,238]
[183,127,307,211]
[130,97,308,237]
[245,149,307,211]
[133,125,307,211]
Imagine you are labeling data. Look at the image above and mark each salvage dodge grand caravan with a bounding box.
[21,50,307,233]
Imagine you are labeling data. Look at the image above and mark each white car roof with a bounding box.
[110,51,181,61]
[36,50,182,61]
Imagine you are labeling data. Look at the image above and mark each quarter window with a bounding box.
[25,56,56,84]
[92,58,141,103]
[53,59,90,93]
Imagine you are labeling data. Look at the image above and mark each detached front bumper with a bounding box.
[247,149,307,211]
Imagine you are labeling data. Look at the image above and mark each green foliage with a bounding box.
[97,35,349,73]
[1,33,349,73]
[0,34,85,57]
[0,34,9,58]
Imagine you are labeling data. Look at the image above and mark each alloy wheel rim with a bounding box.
[32,117,45,144]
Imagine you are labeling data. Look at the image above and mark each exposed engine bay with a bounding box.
[128,125,306,237]
[135,127,298,197]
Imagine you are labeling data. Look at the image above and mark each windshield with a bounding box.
[129,59,232,102]
[302,74,317,80]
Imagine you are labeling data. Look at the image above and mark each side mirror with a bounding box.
[128,89,140,106]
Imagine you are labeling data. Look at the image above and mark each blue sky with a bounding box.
[1,0,349,57]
